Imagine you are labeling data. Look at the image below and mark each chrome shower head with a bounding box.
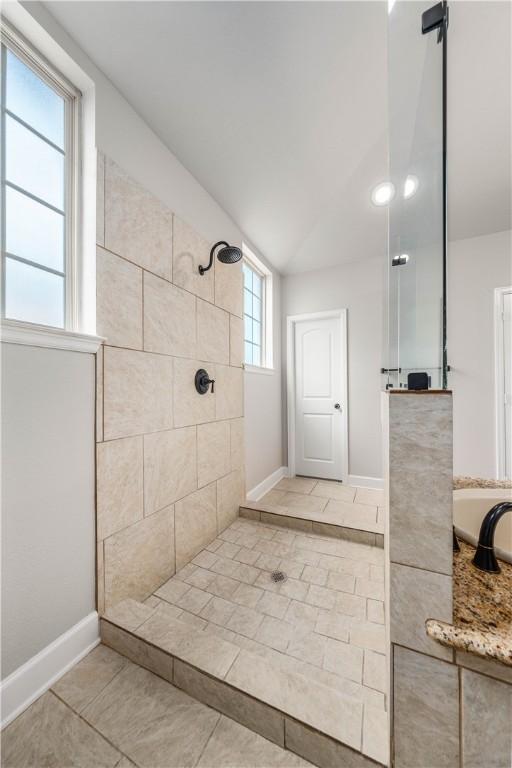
[199,241,242,275]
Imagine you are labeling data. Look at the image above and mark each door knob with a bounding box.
[334,403,341,410]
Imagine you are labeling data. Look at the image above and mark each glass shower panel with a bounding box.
[386,0,446,390]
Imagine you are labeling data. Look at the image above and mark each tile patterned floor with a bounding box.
[103,516,388,764]
[248,478,385,536]
[1,645,312,768]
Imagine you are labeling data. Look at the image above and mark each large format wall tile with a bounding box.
[230,418,244,471]
[174,358,216,428]
[143,272,196,357]
[389,393,453,575]
[104,506,175,608]
[394,646,459,768]
[97,436,143,540]
[104,159,172,280]
[216,365,243,420]
[197,420,230,488]
[175,483,217,570]
[461,668,512,768]
[96,347,103,443]
[103,347,173,439]
[196,299,230,365]
[215,257,243,317]
[217,469,244,532]
[390,562,453,660]
[144,428,197,515]
[96,247,142,350]
[230,315,244,367]
[172,216,214,302]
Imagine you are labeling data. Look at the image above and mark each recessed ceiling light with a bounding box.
[371,181,395,207]
[403,175,419,199]
[388,0,396,13]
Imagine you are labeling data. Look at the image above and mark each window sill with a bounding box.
[244,364,275,376]
[1,320,104,354]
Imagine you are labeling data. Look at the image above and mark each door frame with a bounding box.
[494,286,512,479]
[286,309,348,483]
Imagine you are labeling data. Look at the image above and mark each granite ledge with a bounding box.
[425,541,512,667]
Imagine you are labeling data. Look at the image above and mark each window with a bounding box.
[243,247,273,370]
[1,27,79,330]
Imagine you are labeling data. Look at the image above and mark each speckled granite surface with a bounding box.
[453,476,512,490]
[426,541,512,666]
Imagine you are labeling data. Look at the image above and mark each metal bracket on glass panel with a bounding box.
[422,2,448,39]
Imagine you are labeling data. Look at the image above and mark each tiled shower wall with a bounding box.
[95,153,245,613]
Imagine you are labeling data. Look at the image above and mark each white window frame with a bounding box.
[0,21,100,353]
[243,245,273,373]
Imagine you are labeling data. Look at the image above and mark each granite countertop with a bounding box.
[426,541,512,666]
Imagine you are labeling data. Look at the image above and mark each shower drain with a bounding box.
[270,570,287,583]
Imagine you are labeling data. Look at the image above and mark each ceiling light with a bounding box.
[371,181,395,207]
[403,175,419,199]
[388,0,396,13]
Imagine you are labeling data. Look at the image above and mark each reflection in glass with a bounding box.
[5,115,65,210]
[5,257,64,328]
[6,186,64,272]
[6,49,64,148]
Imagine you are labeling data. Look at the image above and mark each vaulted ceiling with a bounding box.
[43,1,510,274]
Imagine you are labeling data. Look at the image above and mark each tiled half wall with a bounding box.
[95,153,245,613]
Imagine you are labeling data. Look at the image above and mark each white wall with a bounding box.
[1,344,96,678]
[448,229,512,478]
[282,256,386,481]
[1,1,282,680]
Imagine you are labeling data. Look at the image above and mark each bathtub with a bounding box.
[454,488,512,565]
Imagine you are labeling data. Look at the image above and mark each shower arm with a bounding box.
[199,242,229,275]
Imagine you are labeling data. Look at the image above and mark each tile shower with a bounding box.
[95,152,245,613]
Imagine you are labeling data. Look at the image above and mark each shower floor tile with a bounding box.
[103,517,388,764]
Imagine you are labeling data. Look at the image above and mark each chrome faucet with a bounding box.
[472,502,512,573]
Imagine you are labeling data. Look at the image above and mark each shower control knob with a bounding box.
[334,403,341,410]
[195,369,215,395]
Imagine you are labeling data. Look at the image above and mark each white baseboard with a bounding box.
[348,475,384,490]
[1,611,99,729]
[246,466,289,502]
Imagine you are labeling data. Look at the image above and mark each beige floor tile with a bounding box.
[310,482,356,503]
[257,590,291,619]
[315,611,351,642]
[185,566,217,590]
[227,604,264,638]
[83,664,219,767]
[363,650,387,693]
[279,558,305,580]
[284,600,319,628]
[216,540,241,559]
[260,489,287,506]
[234,546,261,566]
[192,550,219,569]
[278,578,309,601]
[305,584,337,610]
[155,576,191,604]
[52,645,128,714]
[362,706,389,765]
[301,565,328,586]
[324,500,378,529]
[198,715,312,767]
[287,632,326,668]
[327,570,356,594]
[255,615,295,651]
[200,595,237,625]
[232,581,265,609]
[207,573,241,599]
[280,492,328,516]
[355,577,385,601]
[350,622,386,654]
[176,585,213,615]
[275,477,317,494]
[355,487,384,507]
[367,599,385,624]
[103,598,156,631]
[323,638,363,683]
[2,691,121,768]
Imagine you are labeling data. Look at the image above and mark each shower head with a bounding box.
[199,241,243,275]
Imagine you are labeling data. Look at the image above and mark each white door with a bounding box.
[292,313,347,480]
